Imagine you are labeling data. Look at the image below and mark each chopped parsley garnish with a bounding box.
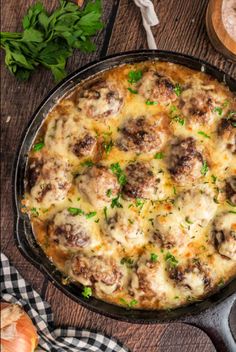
[33,141,44,152]
[164,252,178,268]
[201,161,208,176]
[128,69,142,84]
[135,198,144,209]
[110,162,127,185]
[102,140,113,155]
[169,105,177,113]
[31,207,39,217]
[103,206,108,222]
[119,298,138,308]
[211,175,217,184]
[81,160,94,167]
[128,218,134,224]
[120,257,134,267]
[223,100,229,107]
[154,152,164,159]
[127,87,138,94]
[173,83,182,96]
[229,210,236,214]
[68,207,84,216]
[86,211,97,219]
[213,106,223,116]
[150,253,158,262]
[146,100,158,105]
[185,216,193,224]
[174,296,179,299]
[111,195,123,208]
[82,286,92,299]
[198,131,210,139]
[227,110,236,119]
[173,186,177,195]
[171,115,185,126]
[106,189,112,197]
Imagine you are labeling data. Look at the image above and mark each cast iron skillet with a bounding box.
[14,50,236,351]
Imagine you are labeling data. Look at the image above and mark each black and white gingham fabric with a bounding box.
[0,253,129,352]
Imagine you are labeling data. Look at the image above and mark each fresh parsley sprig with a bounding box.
[1,0,103,82]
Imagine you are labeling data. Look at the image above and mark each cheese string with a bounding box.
[133,0,159,49]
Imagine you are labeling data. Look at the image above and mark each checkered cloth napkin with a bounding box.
[0,253,129,352]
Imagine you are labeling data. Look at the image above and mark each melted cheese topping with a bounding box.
[24,61,236,310]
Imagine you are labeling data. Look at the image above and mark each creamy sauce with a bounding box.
[24,61,236,310]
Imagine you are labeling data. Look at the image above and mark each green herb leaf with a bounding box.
[128,69,142,84]
[164,252,178,268]
[31,207,39,217]
[102,139,113,155]
[106,189,112,197]
[120,257,134,267]
[229,210,236,214]
[135,198,144,209]
[82,286,92,298]
[197,131,210,139]
[127,87,138,94]
[154,152,164,159]
[103,206,108,222]
[173,83,182,96]
[68,207,84,216]
[111,195,123,208]
[33,141,44,151]
[1,0,103,82]
[86,211,97,219]
[211,175,217,184]
[146,100,158,105]
[81,160,94,167]
[213,107,223,116]
[110,163,127,185]
[201,161,208,176]
[150,253,158,262]
[185,216,193,224]
[119,298,138,308]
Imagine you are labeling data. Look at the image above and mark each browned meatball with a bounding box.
[168,260,211,296]
[27,157,72,205]
[217,116,236,153]
[211,213,236,260]
[168,137,203,184]
[137,70,177,104]
[225,176,236,206]
[179,82,218,125]
[123,162,162,200]
[117,116,167,153]
[48,209,99,250]
[77,165,120,208]
[76,80,123,119]
[69,254,125,293]
[72,134,97,158]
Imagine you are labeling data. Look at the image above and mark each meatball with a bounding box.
[175,189,217,226]
[117,116,167,153]
[69,254,127,294]
[179,83,217,125]
[72,133,97,158]
[136,70,177,104]
[225,176,236,206]
[123,162,162,200]
[168,137,204,184]
[131,252,173,304]
[212,213,236,260]
[217,116,236,153]
[76,80,123,119]
[48,209,99,250]
[28,157,72,205]
[104,209,145,247]
[77,165,120,208]
[168,260,211,297]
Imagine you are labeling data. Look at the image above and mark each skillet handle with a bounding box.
[181,294,236,352]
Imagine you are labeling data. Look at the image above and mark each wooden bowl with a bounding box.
[206,0,236,61]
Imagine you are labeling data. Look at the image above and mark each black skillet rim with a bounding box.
[13,50,236,324]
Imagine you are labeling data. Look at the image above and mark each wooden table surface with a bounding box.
[1,1,235,351]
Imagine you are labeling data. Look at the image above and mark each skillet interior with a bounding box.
[14,50,236,322]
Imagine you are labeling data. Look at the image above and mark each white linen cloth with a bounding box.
[133,0,159,49]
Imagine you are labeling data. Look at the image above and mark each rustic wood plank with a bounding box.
[107,0,236,78]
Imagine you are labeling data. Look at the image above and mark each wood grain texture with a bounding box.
[107,0,236,78]
[1,0,235,351]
